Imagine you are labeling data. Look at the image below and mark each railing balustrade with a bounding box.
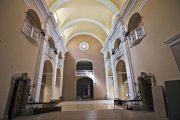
[22,22,43,45]
[76,70,93,76]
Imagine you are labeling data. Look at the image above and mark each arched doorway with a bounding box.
[26,9,41,31]
[76,60,93,76]
[108,67,114,99]
[116,60,129,100]
[39,60,53,102]
[48,37,56,50]
[55,68,61,100]
[76,77,94,100]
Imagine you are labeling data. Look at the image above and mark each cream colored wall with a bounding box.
[55,69,61,99]
[117,75,125,100]
[125,0,180,86]
[63,35,106,100]
[44,75,52,102]
[0,0,44,118]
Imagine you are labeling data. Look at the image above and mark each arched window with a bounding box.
[47,37,57,59]
[76,60,93,76]
[112,38,121,55]
[127,13,145,47]
[58,52,63,60]
[22,9,44,45]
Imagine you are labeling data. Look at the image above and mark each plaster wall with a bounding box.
[63,35,106,100]
[124,0,180,86]
[0,0,44,118]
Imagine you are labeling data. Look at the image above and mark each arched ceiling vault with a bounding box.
[66,32,103,46]
[44,0,126,45]
[49,0,119,14]
[59,18,110,34]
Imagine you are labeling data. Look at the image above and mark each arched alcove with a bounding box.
[116,60,129,100]
[26,9,41,31]
[127,12,145,47]
[114,38,121,50]
[40,60,53,102]
[58,52,63,60]
[76,60,93,71]
[128,12,142,32]
[108,67,114,99]
[76,77,94,100]
[55,68,61,100]
[48,37,56,50]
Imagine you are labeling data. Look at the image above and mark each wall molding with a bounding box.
[165,33,180,47]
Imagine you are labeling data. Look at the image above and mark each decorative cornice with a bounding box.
[33,0,49,20]
[121,0,137,22]
[165,33,180,47]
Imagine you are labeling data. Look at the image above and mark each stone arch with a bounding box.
[114,38,121,50]
[76,77,94,100]
[48,37,56,50]
[58,52,63,60]
[26,9,41,31]
[76,60,93,71]
[40,60,53,102]
[128,12,142,32]
[116,59,129,100]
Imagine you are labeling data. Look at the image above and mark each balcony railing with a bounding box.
[46,46,55,59]
[128,26,145,47]
[113,46,123,60]
[22,22,43,46]
[76,70,93,76]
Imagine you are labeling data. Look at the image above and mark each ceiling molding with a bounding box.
[49,0,71,12]
[65,32,103,46]
[59,18,109,34]
[49,0,118,14]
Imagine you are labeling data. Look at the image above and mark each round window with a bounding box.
[79,42,89,50]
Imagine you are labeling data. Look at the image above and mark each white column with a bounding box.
[103,56,110,99]
[51,55,58,100]
[34,39,47,102]
[60,58,64,97]
[111,56,119,98]
[123,40,136,99]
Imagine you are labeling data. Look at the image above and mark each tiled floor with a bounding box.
[60,100,120,111]
[14,100,166,120]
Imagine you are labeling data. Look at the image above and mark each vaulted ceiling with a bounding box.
[44,0,126,45]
